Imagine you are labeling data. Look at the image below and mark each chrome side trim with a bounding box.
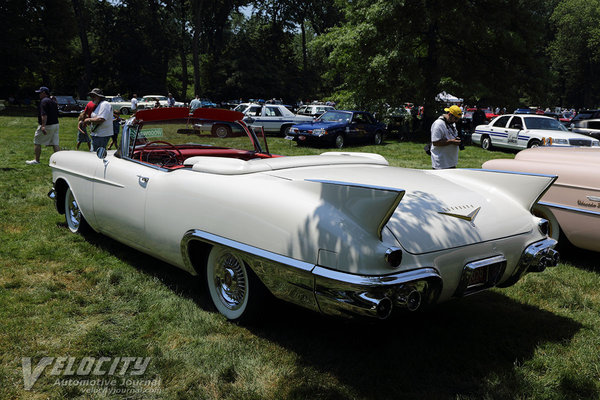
[552,182,600,191]
[181,229,314,272]
[51,165,125,188]
[472,168,558,179]
[312,266,439,287]
[539,201,600,216]
[305,179,406,194]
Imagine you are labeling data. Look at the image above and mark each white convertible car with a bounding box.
[49,108,559,321]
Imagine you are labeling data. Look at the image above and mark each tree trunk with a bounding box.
[71,0,92,99]
[179,0,188,102]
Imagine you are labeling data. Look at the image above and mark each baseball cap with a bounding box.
[444,105,463,118]
[35,86,50,94]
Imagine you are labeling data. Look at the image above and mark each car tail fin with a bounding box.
[305,179,405,240]
[432,169,557,211]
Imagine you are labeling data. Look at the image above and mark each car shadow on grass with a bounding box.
[247,293,585,399]
[76,229,587,399]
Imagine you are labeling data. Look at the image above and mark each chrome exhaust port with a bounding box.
[357,293,393,319]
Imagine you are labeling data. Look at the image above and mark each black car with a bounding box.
[569,109,600,129]
[55,95,84,116]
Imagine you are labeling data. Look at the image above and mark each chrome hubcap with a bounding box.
[213,254,247,310]
[67,192,81,229]
[336,135,344,148]
[216,126,228,138]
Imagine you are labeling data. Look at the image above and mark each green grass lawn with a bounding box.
[0,115,599,399]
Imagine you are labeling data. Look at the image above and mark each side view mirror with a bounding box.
[513,123,523,130]
[96,147,107,159]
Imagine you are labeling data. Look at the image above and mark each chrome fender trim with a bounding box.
[180,230,443,319]
[180,229,320,312]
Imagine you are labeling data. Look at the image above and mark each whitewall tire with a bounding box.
[206,246,252,321]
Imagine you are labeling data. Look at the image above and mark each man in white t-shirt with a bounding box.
[84,88,114,151]
[430,105,462,169]
[131,94,138,112]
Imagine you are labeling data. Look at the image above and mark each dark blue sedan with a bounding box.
[285,110,386,148]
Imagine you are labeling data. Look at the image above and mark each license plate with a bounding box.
[455,255,507,296]
[284,135,294,140]
[468,267,487,287]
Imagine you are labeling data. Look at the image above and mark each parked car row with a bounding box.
[286,110,386,148]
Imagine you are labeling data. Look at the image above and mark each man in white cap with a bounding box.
[84,88,113,151]
[430,105,463,169]
[26,86,60,165]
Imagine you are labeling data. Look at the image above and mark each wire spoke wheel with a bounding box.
[206,246,250,320]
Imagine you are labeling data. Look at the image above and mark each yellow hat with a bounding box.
[444,105,462,118]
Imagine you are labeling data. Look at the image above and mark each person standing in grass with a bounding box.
[108,110,122,150]
[131,93,138,113]
[26,86,60,165]
[84,88,113,151]
[430,105,462,169]
[76,111,91,150]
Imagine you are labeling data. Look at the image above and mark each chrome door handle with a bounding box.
[587,196,600,202]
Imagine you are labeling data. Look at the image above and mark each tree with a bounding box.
[549,0,600,108]
[317,0,550,134]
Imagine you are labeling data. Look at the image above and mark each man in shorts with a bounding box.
[26,86,60,165]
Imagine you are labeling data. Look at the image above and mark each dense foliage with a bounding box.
[1,0,599,111]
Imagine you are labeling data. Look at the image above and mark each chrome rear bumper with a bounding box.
[312,267,443,319]
[498,238,559,288]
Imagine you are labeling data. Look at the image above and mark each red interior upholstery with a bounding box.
[132,146,276,169]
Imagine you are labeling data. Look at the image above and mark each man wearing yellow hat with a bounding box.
[430,105,462,169]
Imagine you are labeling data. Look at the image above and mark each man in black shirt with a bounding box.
[471,105,487,131]
[26,86,60,165]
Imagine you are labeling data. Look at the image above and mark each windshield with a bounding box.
[318,110,352,123]
[126,118,264,160]
[524,117,568,131]
[233,104,250,113]
[55,96,77,104]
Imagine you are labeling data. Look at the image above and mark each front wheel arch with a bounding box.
[528,139,541,148]
[54,178,69,215]
[280,125,292,136]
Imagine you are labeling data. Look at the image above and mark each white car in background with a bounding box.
[139,95,185,109]
[104,96,136,115]
[296,104,335,117]
[233,103,313,135]
[472,114,600,151]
